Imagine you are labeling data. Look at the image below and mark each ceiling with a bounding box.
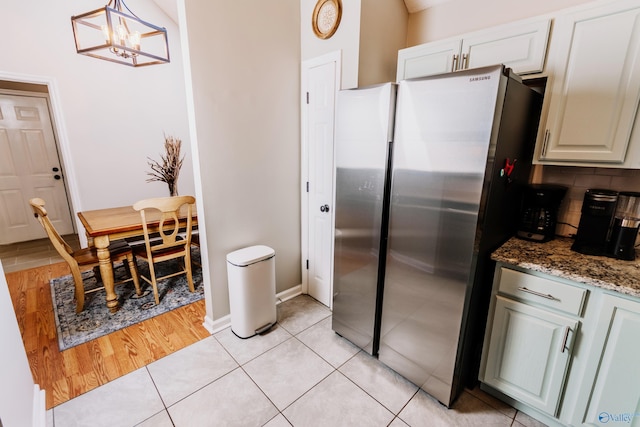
[152,0,452,24]
[403,0,452,13]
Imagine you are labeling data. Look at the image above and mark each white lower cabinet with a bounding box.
[574,294,640,426]
[483,296,578,415]
[481,268,581,417]
[481,265,640,426]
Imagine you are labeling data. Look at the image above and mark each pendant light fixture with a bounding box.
[71,0,170,67]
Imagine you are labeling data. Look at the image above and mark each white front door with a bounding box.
[301,52,341,308]
[0,93,74,244]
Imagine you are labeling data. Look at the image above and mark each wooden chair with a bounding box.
[29,198,142,313]
[190,230,201,267]
[132,195,196,305]
[176,227,200,267]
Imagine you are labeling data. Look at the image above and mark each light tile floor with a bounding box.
[47,295,547,427]
[0,235,80,273]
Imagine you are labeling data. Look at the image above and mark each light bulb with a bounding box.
[101,25,111,43]
[129,31,141,50]
[117,25,127,44]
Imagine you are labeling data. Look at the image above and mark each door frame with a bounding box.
[300,50,341,304]
[0,72,82,240]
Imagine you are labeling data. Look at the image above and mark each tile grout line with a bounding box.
[142,365,175,426]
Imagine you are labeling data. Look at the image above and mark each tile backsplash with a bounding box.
[538,166,640,238]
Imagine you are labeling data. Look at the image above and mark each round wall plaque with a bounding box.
[312,0,342,40]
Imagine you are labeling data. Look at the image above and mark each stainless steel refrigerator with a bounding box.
[331,65,542,407]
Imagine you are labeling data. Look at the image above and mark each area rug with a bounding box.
[50,255,204,351]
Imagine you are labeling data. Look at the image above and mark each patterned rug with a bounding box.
[50,255,204,351]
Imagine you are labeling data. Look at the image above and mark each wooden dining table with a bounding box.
[77,204,197,312]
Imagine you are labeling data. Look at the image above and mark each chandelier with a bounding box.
[71,0,170,67]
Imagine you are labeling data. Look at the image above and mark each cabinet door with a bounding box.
[483,296,578,416]
[461,20,550,74]
[581,294,640,426]
[539,1,640,163]
[396,39,462,81]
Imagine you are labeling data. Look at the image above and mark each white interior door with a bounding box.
[301,52,341,308]
[0,92,74,244]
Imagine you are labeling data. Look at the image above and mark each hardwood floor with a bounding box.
[5,262,210,410]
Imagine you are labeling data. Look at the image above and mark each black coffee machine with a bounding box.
[571,189,618,256]
[607,191,640,260]
[517,184,568,242]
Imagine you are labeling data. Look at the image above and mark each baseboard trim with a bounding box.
[201,284,304,335]
[202,314,229,334]
[32,385,46,427]
[276,284,302,304]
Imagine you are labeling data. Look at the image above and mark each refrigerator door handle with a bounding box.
[541,129,550,158]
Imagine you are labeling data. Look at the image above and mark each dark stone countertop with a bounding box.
[491,237,640,299]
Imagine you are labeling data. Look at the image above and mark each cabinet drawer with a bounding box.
[498,268,587,316]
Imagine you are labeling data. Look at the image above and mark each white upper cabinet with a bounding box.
[461,20,550,74]
[397,39,462,80]
[397,18,551,81]
[536,0,640,165]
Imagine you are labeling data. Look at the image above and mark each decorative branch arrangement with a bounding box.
[146,135,184,197]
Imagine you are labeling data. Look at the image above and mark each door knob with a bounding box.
[54,174,61,180]
[320,204,330,213]
[52,167,59,172]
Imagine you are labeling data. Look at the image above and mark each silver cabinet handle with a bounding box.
[517,287,557,300]
[452,54,459,72]
[541,129,550,158]
[462,53,469,69]
[560,326,571,353]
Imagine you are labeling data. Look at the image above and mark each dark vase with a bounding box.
[168,182,178,197]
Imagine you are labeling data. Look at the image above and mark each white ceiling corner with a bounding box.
[403,0,452,13]
[152,0,179,24]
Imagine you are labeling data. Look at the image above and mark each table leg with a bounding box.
[86,230,94,248]
[94,235,119,312]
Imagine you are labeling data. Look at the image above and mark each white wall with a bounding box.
[407,0,594,45]
[301,0,362,89]
[0,0,193,218]
[182,0,301,320]
[0,264,44,427]
[359,0,409,86]
[300,0,408,88]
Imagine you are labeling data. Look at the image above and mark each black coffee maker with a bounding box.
[571,189,618,256]
[517,184,568,242]
[607,191,640,260]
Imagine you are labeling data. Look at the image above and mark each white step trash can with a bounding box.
[226,245,277,339]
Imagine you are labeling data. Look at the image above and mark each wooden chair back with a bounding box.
[133,195,195,256]
[29,198,77,266]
